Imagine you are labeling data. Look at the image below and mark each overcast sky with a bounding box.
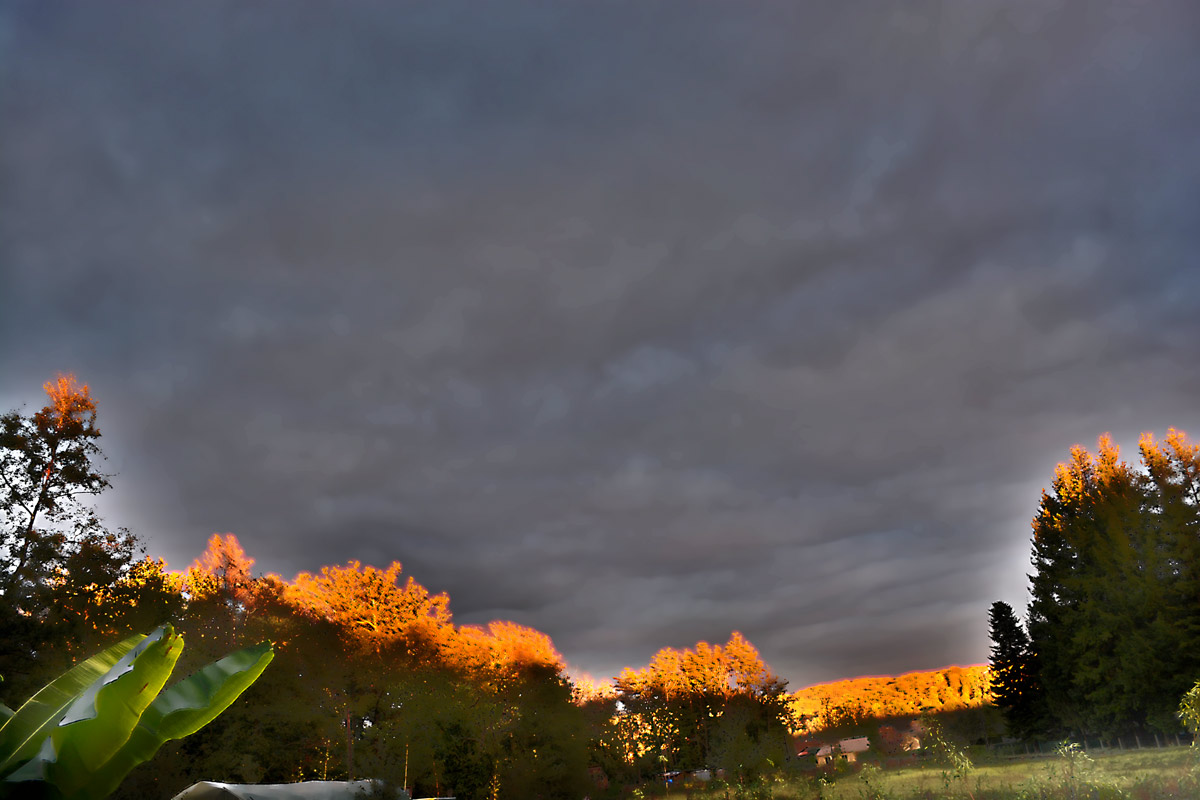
[2,1,1198,687]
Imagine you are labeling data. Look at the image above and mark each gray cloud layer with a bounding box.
[2,1,1198,684]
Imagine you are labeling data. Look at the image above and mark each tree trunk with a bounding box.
[346,709,354,780]
[4,443,58,598]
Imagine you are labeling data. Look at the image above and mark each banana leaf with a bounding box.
[3,628,177,796]
[52,626,180,770]
[137,641,273,741]
[2,628,273,800]
[77,641,274,800]
[0,633,145,777]
[7,627,181,798]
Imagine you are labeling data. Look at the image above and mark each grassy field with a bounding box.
[824,747,1195,799]
[653,746,1198,800]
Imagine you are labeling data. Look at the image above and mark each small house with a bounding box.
[816,736,871,766]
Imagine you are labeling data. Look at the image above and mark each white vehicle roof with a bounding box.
[170,781,395,800]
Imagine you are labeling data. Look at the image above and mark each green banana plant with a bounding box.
[0,625,273,800]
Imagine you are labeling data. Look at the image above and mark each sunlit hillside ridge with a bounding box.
[789,664,992,733]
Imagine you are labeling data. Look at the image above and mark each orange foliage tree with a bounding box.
[1,374,116,603]
[617,632,785,702]
[447,620,567,693]
[177,533,273,659]
[184,533,257,601]
[285,559,452,657]
[278,559,588,797]
[0,375,142,701]
[571,673,616,706]
[613,632,789,777]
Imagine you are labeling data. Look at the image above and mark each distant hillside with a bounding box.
[789,664,992,732]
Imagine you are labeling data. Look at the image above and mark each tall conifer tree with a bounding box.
[1025,432,1200,737]
[987,601,1042,738]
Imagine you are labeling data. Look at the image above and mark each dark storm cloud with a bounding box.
[3,1,1199,685]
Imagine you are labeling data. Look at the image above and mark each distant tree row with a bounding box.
[990,431,1200,740]
[788,665,992,734]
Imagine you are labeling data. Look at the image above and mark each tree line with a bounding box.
[1,375,791,798]
[788,665,992,734]
[989,431,1200,741]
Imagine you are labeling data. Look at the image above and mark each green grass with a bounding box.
[836,748,1193,799]
[652,746,1198,800]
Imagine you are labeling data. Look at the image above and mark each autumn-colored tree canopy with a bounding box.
[48,533,798,796]
[185,533,257,603]
[608,632,790,779]
[286,559,452,656]
[616,631,785,702]
[1,374,112,604]
[450,619,566,679]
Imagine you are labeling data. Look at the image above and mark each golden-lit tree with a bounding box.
[449,620,566,680]
[1,374,115,603]
[184,533,257,604]
[176,532,269,659]
[617,632,785,703]
[487,620,564,671]
[571,673,616,706]
[0,374,141,702]
[286,560,452,656]
[613,632,789,777]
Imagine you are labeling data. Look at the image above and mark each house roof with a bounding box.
[814,736,872,757]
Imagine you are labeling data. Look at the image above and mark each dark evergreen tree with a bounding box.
[987,601,1042,738]
[1133,431,1200,731]
[1025,432,1200,738]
